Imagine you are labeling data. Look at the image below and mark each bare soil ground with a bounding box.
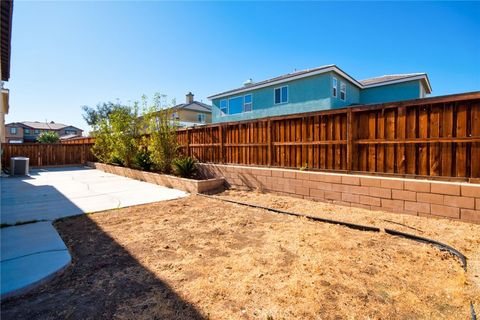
[1,191,479,319]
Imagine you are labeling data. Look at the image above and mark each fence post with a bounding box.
[347,108,353,172]
[219,124,224,163]
[186,129,191,157]
[267,119,273,166]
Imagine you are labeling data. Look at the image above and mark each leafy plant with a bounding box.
[133,146,153,171]
[143,94,179,173]
[37,131,60,143]
[172,157,197,178]
[82,93,181,173]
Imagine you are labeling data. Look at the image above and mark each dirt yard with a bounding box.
[1,191,479,319]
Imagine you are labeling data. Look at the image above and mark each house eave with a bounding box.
[208,66,363,100]
[362,74,432,94]
[208,67,433,100]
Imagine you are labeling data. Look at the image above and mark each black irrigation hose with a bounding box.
[384,228,467,270]
[198,194,380,232]
[198,193,477,319]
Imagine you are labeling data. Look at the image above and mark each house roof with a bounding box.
[1,0,13,81]
[208,65,432,99]
[59,134,80,140]
[172,101,212,113]
[360,73,432,93]
[7,121,83,131]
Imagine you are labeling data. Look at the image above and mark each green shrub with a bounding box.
[133,147,153,171]
[172,157,197,178]
[83,94,180,173]
[37,131,60,143]
[143,94,179,173]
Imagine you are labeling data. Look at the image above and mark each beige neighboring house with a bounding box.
[5,121,83,143]
[1,0,13,144]
[169,92,212,127]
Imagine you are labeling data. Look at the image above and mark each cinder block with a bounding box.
[430,204,460,219]
[461,184,480,197]
[341,175,360,186]
[302,179,318,188]
[310,188,325,199]
[254,168,272,177]
[405,201,430,214]
[325,191,342,201]
[369,187,391,199]
[283,184,296,194]
[460,209,480,223]
[271,170,284,178]
[381,199,404,210]
[360,177,382,187]
[416,192,443,205]
[359,195,381,207]
[380,179,404,190]
[404,180,431,192]
[283,171,296,179]
[331,183,346,192]
[431,182,460,196]
[392,189,416,201]
[310,173,325,182]
[443,195,475,209]
[321,174,343,183]
[343,185,369,195]
[342,193,360,203]
[296,171,311,181]
[309,182,332,191]
[295,186,310,196]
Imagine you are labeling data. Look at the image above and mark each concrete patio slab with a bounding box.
[0,166,188,298]
[1,222,67,261]
[1,251,71,299]
[1,166,188,225]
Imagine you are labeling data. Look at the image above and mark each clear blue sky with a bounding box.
[6,1,480,133]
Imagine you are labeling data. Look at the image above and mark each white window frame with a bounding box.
[243,94,252,112]
[198,113,206,123]
[274,85,288,105]
[219,99,228,116]
[340,82,346,101]
[9,127,17,134]
[332,77,338,98]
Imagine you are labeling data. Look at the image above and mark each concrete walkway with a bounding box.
[0,166,188,298]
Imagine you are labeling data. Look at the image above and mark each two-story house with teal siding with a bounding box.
[208,65,432,123]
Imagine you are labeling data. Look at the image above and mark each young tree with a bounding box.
[37,131,60,143]
[143,93,179,173]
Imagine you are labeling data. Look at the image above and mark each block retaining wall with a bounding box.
[198,163,480,224]
[88,162,225,194]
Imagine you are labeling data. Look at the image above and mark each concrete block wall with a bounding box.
[88,162,224,194]
[198,163,480,224]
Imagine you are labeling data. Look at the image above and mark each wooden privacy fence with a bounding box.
[61,137,95,144]
[1,143,95,168]
[177,92,480,181]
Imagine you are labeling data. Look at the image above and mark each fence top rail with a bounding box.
[176,91,480,132]
[1,143,93,146]
[350,91,480,113]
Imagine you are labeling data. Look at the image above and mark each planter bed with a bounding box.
[87,162,224,194]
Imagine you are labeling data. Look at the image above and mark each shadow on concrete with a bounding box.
[0,172,205,319]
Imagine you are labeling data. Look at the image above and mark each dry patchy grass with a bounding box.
[1,193,478,319]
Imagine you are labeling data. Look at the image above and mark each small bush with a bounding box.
[134,147,153,171]
[37,131,60,143]
[172,157,197,178]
